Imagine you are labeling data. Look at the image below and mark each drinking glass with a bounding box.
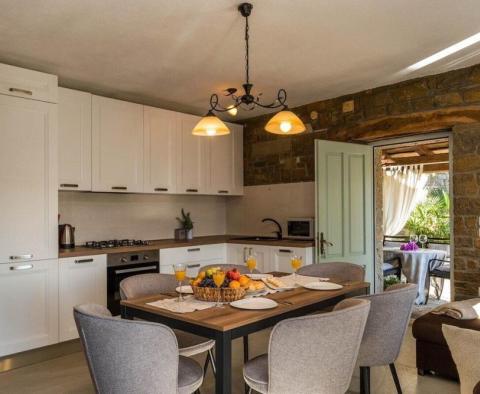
[290,255,303,279]
[419,234,428,249]
[246,254,257,274]
[409,234,418,243]
[173,263,187,302]
[212,270,226,308]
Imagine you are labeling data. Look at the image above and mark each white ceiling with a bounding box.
[1,0,480,120]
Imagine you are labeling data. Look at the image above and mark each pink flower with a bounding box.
[400,241,419,251]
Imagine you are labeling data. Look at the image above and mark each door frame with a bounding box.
[369,131,453,298]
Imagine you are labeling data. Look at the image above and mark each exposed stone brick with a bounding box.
[434,92,463,107]
[453,173,478,196]
[463,88,480,103]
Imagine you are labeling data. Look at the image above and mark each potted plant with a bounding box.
[176,208,194,240]
[384,275,401,290]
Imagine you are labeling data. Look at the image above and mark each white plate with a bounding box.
[176,285,193,294]
[230,298,278,310]
[246,273,273,280]
[302,282,343,291]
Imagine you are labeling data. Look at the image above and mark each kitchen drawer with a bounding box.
[160,258,223,278]
[160,244,226,265]
[0,63,58,103]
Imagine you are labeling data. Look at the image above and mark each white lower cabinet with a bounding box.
[227,244,314,273]
[59,255,107,341]
[0,259,59,357]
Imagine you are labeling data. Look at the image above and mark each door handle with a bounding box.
[154,187,168,192]
[319,232,333,257]
[10,264,33,271]
[186,189,198,193]
[9,87,32,95]
[75,258,94,264]
[187,248,200,252]
[187,264,201,268]
[9,254,33,260]
[111,186,127,190]
[279,249,293,253]
[60,183,79,188]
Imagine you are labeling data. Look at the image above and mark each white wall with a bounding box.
[59,192,227,244]
[226,182,315,236]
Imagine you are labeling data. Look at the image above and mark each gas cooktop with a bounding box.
[84,239,151,249]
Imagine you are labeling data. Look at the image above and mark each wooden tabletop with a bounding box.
[120,281,369,332]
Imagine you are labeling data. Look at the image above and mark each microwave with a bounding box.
[287,218,315,240]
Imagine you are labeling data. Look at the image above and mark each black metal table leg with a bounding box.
[120,305,133,320]
[215,330,232,394]
[243,336,249,394]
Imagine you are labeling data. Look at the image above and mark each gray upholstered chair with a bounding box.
[120,273,216,376]
[297,262,365,282]
[74,304,203,394]
[201,263,260,274]
[243,298,371,394]
[356,283,417,394]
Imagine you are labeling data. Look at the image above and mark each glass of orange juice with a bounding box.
[212,270,226,308]
[290,256,302,279]
[246,254,257,274]
[173,263,187,302]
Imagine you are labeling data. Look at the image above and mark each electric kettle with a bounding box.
[59,224,75,249]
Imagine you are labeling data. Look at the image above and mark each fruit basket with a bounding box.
[192,285,245,303]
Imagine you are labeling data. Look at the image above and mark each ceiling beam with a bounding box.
[382,153,449,166]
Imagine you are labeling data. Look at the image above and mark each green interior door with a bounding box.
[315,140,374,289]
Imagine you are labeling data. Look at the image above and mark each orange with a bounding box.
[239,275,250,287]
[198,271,206,279]
[229,280,241,289]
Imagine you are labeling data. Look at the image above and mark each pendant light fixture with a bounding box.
[193,2,306,136]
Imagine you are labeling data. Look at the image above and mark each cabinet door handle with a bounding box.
[60,183,79,188]
[111,186,127,190]
[279,249,293,253]
[187,264,201,268]
[249,247,253,255]
[9,254,33,260]
[10,264,33,271]
[154,187,168,192]
[9,87,33,95]
[75,258,94,264]
[186,189,198,193]
[218,190,229,194]
[187,248,200,252]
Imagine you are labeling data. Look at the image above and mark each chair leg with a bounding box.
[203,348,216,378]
[360,366,370,394]
[390,363,402,394]
[243,336,249,394]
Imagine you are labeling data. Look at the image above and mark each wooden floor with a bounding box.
[0,325,459,394]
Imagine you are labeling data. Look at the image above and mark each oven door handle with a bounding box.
[114,265,158,275]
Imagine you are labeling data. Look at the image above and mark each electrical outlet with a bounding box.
[342,100,354,113]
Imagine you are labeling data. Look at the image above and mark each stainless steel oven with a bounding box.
[287,217,315,240]
[107,250,159,315]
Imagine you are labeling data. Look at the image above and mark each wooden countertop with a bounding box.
[59,235,314,258]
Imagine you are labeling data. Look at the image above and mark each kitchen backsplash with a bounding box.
[59,192,227,244]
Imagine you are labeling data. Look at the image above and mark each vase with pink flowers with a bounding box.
[400,241,419,251]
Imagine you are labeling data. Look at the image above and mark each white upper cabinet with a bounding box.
[0,95,58,262]
[92,96,144,193]
[208,132,234,195]
[58,88,92,191]
[229,122,244,195]
[177,113,208,194]
[0,63,58,103]
[144,106,178,194]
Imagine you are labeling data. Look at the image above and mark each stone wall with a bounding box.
[452,124,480,300]
[244,64,480,186]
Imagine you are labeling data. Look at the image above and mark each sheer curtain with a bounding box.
[383,165,428,236]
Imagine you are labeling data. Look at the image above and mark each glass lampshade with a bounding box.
[264,109,306,135]
[192,111,230,136]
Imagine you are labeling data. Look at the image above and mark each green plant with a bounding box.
[404,188,450,239]
[384,275,401,290]
[176,208,193,230]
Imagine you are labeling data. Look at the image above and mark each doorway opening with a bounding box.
[374,135,452,307]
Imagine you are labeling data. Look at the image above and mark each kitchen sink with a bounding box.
[230,236,281,241]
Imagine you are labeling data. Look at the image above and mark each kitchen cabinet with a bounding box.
[176,113,208,194]
[0,94,58,263]
[92,95,144,193]
[270,247,313,273]
[207,122,244,196]
[0,259,59,357]
[143,106,178,194]
[59,255,107,341]
[58,87,92,191]
[0,63,58,103]
[160,244,226,277]
[226,244,270,272]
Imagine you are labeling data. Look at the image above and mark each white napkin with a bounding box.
[147,295,216,313]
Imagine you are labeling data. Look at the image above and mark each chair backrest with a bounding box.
[201,263,259,274]
[267,298,370,394]
[383,235,409,246]
[74,304,179,393]
[356,283,417,367]
[120,273,177,300]
[297,262,365,282]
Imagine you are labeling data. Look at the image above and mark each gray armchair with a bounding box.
[243,298,371,394]
[74,303,203,394]
[120,273,216,376]
[297,262,365,282]
[357,283,417,394]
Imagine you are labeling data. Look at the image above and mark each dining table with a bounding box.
[384,247,447,304]
[120,274,370,394]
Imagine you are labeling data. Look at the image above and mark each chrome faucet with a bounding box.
[262,218,283,240]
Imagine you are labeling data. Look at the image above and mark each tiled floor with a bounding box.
[0,324,459,394]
